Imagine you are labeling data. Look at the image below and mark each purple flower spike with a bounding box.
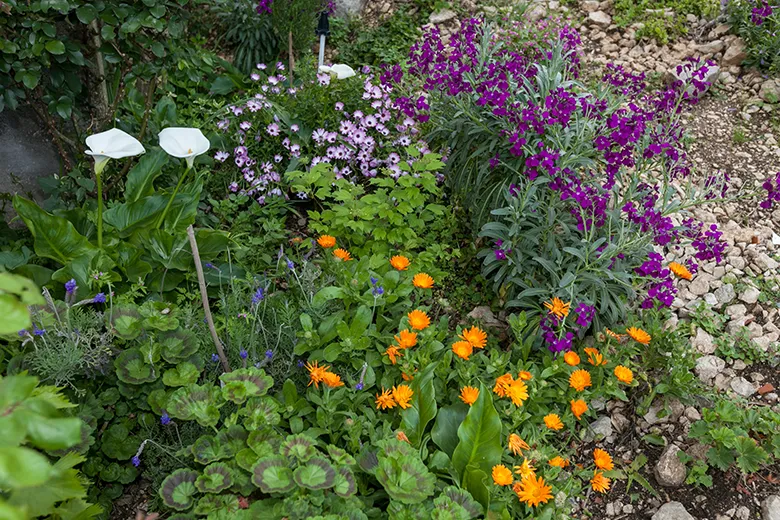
[65,279,77,294]
[131,456,141,467]
[239,349,248,360]
[161,412,171,425]
[265,350,273,359]
[92,293,106,304]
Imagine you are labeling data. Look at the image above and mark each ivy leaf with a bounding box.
[45,40,65,55]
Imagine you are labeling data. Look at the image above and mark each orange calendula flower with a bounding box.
[389,255,410,271]
[412,273,434,289]
[513,458,536,480]
[571,399,588,420]
[563,351,580,366]
[375,388,396,410]
[514,474,553,507]
[591,471,611,493]
[626,326,651,345]
[507,379,529,406]
[584,347,607,366]
[569,369,592,392]
[543,297,570,319]
[493,373,514,397]
[384,346,403,364]
[396,431,409,443]
[305,361,331,388]
[492,464,514,486]
[605,328,626,341]
[508,433,530,455]
[317,235,336,248]
[401,372,414,382]
[669,261,693,280]
[544,414,564,431]
[549,456,570,468]
[518,370,533,381]
[392,385,414,409]
[322,372,345,388]
[407,310,431,330]
[333,248,352,261]
[593,448,614,471]
[459,326,487,349]
[452,340,473,360]
[614,365,634,384]
[394,329,418,349]
[460,386,480,406]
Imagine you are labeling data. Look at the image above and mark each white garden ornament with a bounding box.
[318,64,356,80]
[158,127,210,168]
[85,128,145,175]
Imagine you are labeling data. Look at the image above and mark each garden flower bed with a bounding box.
[1,0,779,519]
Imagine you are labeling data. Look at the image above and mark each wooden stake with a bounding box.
[288,30,294,83]
[187,225,231,373]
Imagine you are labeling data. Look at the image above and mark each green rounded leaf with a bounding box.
[115,349,157,385]
[239,396,280,430]
[280,434,316,462]
[167,384,221,428]
[163,363,200,387]
[45,40,66,55]
[193,494,239,516]
[159,469,199,510]
[195,463,233,493]
[251,456,294,494]
[333,467,357,498]
[160,329,199,363]
[293,457,336,490]
[219,368,273,404]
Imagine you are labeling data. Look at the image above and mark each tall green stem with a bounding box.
[96,171,103,249]
[156,166,191,230]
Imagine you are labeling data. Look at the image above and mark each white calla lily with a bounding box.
[155,127,210,229]
[158,127,210,168]
[85,128,145,175]
[318,64,356,80]
[84,128,144,249]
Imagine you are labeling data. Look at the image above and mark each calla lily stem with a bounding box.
[96,171,104,249]
[156,165,192,230]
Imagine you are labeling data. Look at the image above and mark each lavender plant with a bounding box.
[729,0,780,73]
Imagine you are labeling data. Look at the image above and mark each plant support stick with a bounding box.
[187,225,230,373]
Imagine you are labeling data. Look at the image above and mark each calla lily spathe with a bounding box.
[85,128,145,175]
[158,127,210,168]
[318,64,356,80]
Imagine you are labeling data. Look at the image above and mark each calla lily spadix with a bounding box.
[158,127,210,169]
[84,128,145,249]
[318,64,356,80]
[85,128,145,176]
[156,127,211,229]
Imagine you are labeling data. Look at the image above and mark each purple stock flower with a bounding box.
[761,172,780,209]
[256,0,272,14]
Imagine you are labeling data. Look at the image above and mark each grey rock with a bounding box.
[582,0,600,11]
[695,40,725,54]
[333,0,364,16]
[689,277,711,296]
[735,506,750,520]
[695,355,726,382]
[585,415,613,442]
[685,406,702,421]
[429,8,457,24]
[759,79,780,104]
[525,3,547,21]
[714,283,736,306]
[723,37,747,67]
[762,496,780,520]
[730,376,757,397]
[652,502,695,520]
[466,306,502,327]
[704,293,718,306]
[655,445,688,487]
[713,23,731,37]
[725,303,748,319]
[0,108,62,223]
[692,328,716,354]
[589,10,612,26]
